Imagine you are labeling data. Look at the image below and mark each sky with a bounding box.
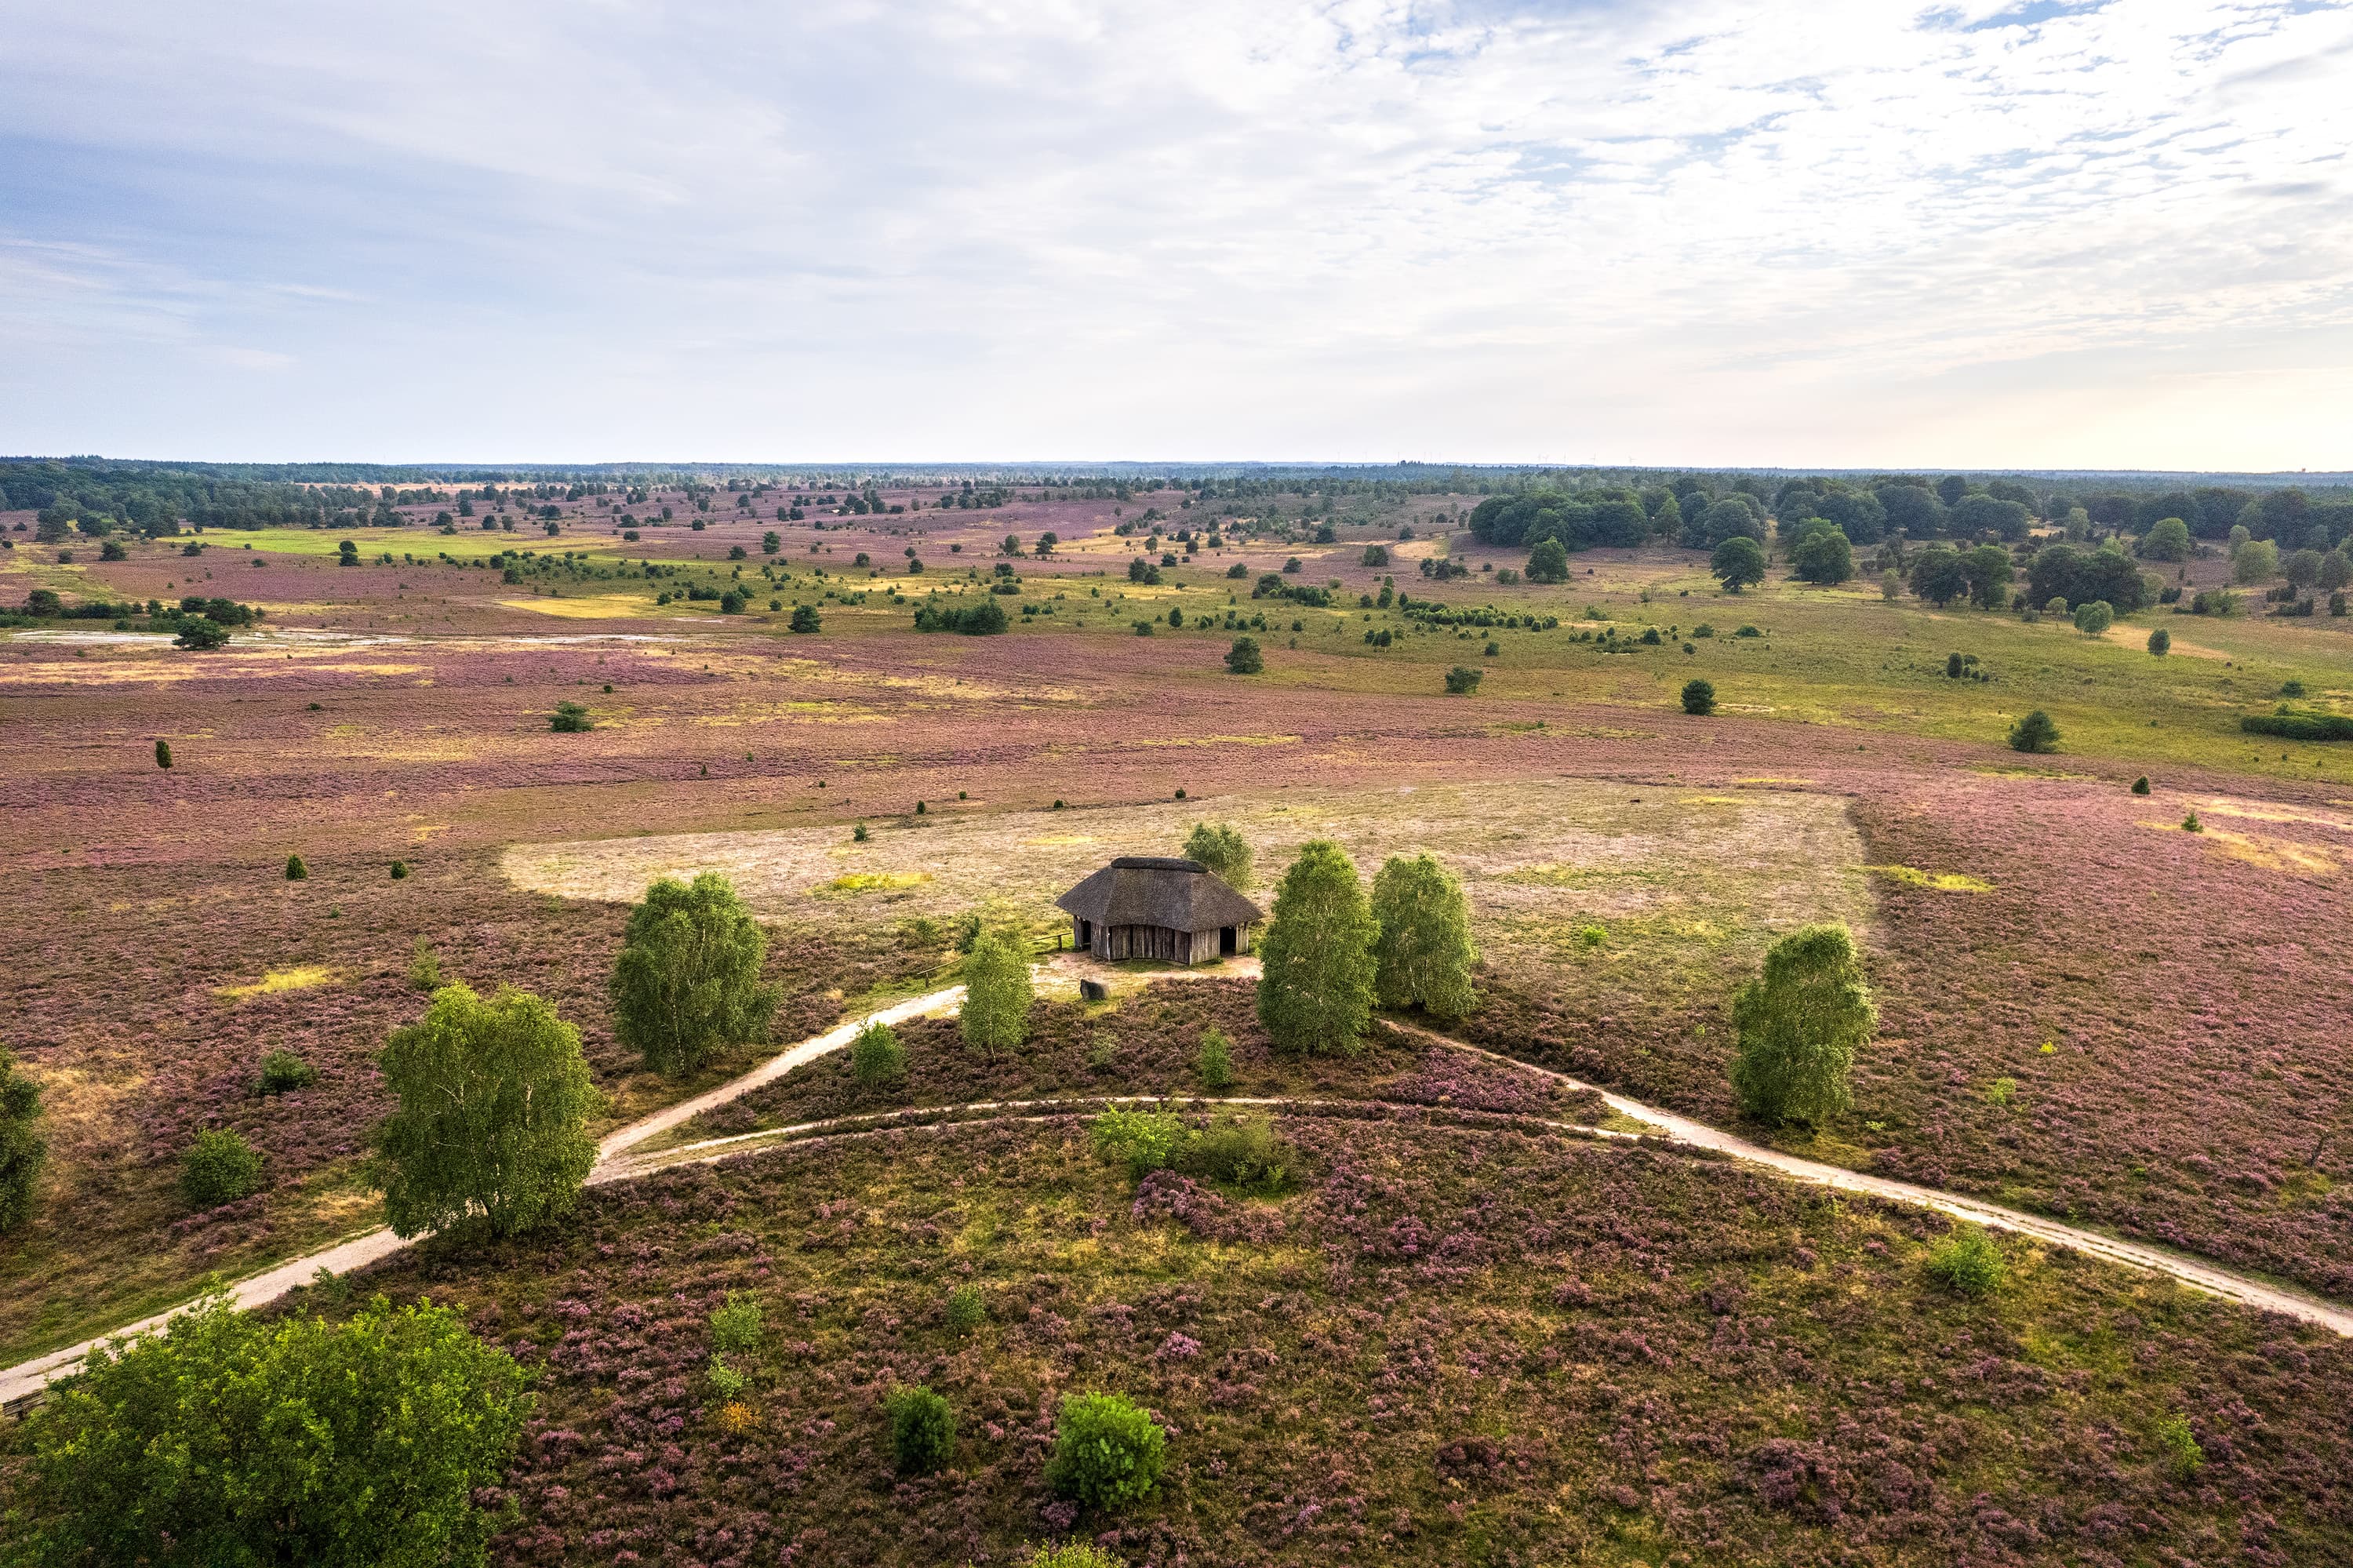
[2,0,2350,470]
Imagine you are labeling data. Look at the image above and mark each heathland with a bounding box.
[3,462,2351,1565]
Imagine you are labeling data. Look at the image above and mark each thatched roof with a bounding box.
[1056,856,1264,933]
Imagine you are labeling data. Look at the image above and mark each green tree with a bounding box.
[2148,628,2170,656]
[0,1046,47,1234]
[1181,820,1253,889]
[1525,537,1570,583]
[609,873,780,1075]
[1907,545,1969,606]
[285,853,307,881]
[1728,922,1875,1127]
[15,1291,529,1567]
[549,700,593,733]
[1444,664,1482,695]
[886,1385,956,1475]
[2072,599,2115,637]
[2008,709,2060,753]
[849,1020,906,1086]
[1256,840,1379,1055]
[2138,515,2192,562]
[1787,529,1853,584]
[2231,537,2279,585]
[789,603,821,633]
[174,618,231,650]
[1224,635,1264,673]
[181,1128,262,1207]
[1369,854,1475,1019]
[1681,678,1716,715]
[1711,535,1766,591]
[371,983,600,1238]
[960,931,1033,1050]
[154,738,173,769]
[1961,544,2013,609]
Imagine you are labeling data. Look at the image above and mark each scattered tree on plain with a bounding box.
[1180,820,1253,889]
[2008,709,2060,754]
[610,873,780,1075]
[372,982,600,1238]
[1729,922,1875,1127]
[0,1046,46,1234]
[1711,535,1766,591]
[961,930,1033,1050]
[1257,839,1380,1055]
[1681,678,1716,715]
[1369,853,1476,1020]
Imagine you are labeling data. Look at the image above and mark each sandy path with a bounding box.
[0,984,967,1410]
[9,980,2348,1410]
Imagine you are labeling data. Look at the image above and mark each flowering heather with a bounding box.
[683,980,1602,1141]
[242,1116,2353,1566]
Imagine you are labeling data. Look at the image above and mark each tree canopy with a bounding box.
[1181,821,1254,890]
[609,873,780,1076]
[1729,922,1875,1127]
[372,982,600,1239]
[1257,840,1380,1055]
[1369,854,1477,1020]
[961,931,1034,1050]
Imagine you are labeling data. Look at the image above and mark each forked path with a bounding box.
[6,984,2348,1410]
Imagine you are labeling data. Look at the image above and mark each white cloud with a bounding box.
[0,0,2348,466]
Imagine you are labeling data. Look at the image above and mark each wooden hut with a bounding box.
[1056,856,1263,965]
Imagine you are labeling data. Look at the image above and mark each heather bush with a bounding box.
[0,1046,46,1235]
[1369,853,1476,1020]
[886,1384,956,1475]
[371,982,600,1239]
[1047,1392,1168,1512]
[1091,1104,1191,1178]
[13,1292,529,1568]
[1729,922,1875,1127]
[709,1290,764,1354]
[961,931,1033,1050]
[1195,1025,1237,1090]
[181,1127,263,1208]
[946,1283,987,1333]
[1257,839,1379,1056]
[1180,820,1253,889]
[1178,1112,1295,1195]
[611,872,780,1075]
[257,1049,319,1095]
[1925,1224,2006,1297]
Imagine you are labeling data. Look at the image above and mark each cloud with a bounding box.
[0,0,2348,466]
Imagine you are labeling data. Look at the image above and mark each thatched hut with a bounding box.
[1056,856,1263,964]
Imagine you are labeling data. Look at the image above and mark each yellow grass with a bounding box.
[214,965,339,1001]
[498,595,659,619]
[1863,864,1996,893]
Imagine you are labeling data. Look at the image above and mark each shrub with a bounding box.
[174,617,231,650]
[1729,922,1875,1127]
[13,1292,529,1566]
[913,598,1008,635]
[2007,709,2060,754]
[1525,537,1570,583]
[181,1127,264,1208]
[946,1284,987,1334]
[1179,1112,1294,1194]
[849,1020,907,1086]
[2155,1413,2203,1479]
[610,873,780,1075]
[961,931,1034,1050]
[1925,1225,2006,1297]
[2183,811,2203,832]
[1369,853,1476,1019]
[1047,1392,1168,1512]
[1091,1105,1191,1178]
[371,983,600,1238]
[1257,840,1379,1056]
[1444,664,1482,695]
[257,1050,318,1095]
[0,1046,47,1235]
[1680,678,1715,715]
[2148,627,2169,655]
[789,603,821,633]
[709,1290,764,1355]
[1195,1026,1236,1090]
[705,1352,748,1400]
[1180,820,1253,889]
[2241,710,2353,741]
[154,738,173,769]
[549,700,593,732]
[407,937,443,991]
[389,860,409,879]
[2132,776,2151,795]
[2071,599,2114,637]
[886,1384,956,1475]
[1224,635,1263,674]
[285,853,307,881]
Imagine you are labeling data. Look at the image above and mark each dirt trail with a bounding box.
[9,982,2349,1411]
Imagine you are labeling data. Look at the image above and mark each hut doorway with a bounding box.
[1220,926,1238,955]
